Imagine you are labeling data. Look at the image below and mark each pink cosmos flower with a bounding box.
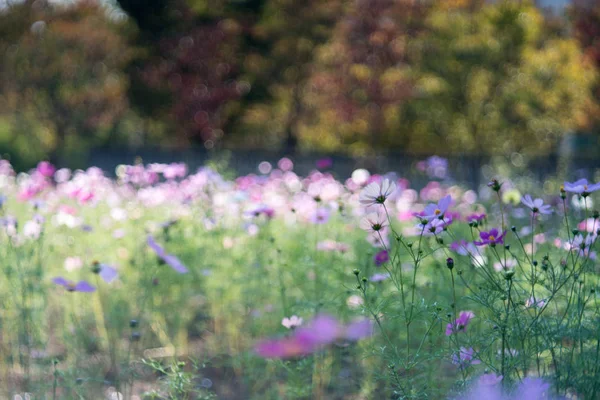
[37,161,56,178]
[446,311,475,336]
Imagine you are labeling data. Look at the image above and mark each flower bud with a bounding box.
[91,260,101,274]
[446,257,454,270]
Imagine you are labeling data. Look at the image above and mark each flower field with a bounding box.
[0,157,599,399]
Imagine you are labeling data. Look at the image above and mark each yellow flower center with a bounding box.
[489,235,496,242]
[434,209,441,215]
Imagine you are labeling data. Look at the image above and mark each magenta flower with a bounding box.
[564,179,600,196]
[374,249,389,266]
[422,195,452,221]
[521,195,552,215]
[446,311,475,336]
[255,314,372,359]
[474,228,506,247]
[316,158,333,170]
[37,161,56,178]
[52,277,95,293]
[466,213,486,224]
[147,235,189,274]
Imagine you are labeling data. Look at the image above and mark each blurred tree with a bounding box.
[571,0,600,129]
[396,2,594,156]
[115,0,270,148]
[0,0,133,164]
[231,0,342,153]
[304,0,428,155]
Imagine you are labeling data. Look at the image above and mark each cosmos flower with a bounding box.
[255,314,372,359]
[282,315,303,329]
[521,195,552,215]
[310,207,331,224]
[493,258,517,272]
[525,297,546,309]
[93,263,118,283]
[446,311,475,336]
[147,235,189,274]
[422,195,452,221]
[466,213,486,225]
[36,161,56,178]
[316,158,333,170]
[359,179,397,206]
[451,347,481,369]
[374,249,389,266]
[359,213,389,233]
[369,272,390,282]
[564,179,600,196]
[474,228,506,247]
[52,277,95,293]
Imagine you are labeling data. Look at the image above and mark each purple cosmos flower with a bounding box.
[255,314,372,359]
[374,249,389,266]
[521,195,552,215]
[52,277,95,293]
[517,377,551,399]
[422,195,452,221]
[451,347,481,368]
[446,311,475,336]
[474,228,506,247]
[369,272,390,282]
[466,213,486,225]
[147,235,189,274]
[316,158,333,170]
[460,373,503,400]
[344,319,373,340]
[423,218,449,236]
[525,296,546,309]
[564,179,600,196]
[359,179,397,206]
[98,264,118,283]
[246,205,275,219]
[310,207,331,224]
[460,374,555,400]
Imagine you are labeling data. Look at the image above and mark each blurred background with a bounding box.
[0,0,598,180]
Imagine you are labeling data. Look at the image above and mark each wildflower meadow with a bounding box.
[0,156,598,399]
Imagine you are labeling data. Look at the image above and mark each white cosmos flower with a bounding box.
[521,195,552,215]
[282,315,303,329]
[359,179,397,206]
[359,212,389,233]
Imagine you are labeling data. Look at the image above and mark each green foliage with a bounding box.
[397,3,595,155]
